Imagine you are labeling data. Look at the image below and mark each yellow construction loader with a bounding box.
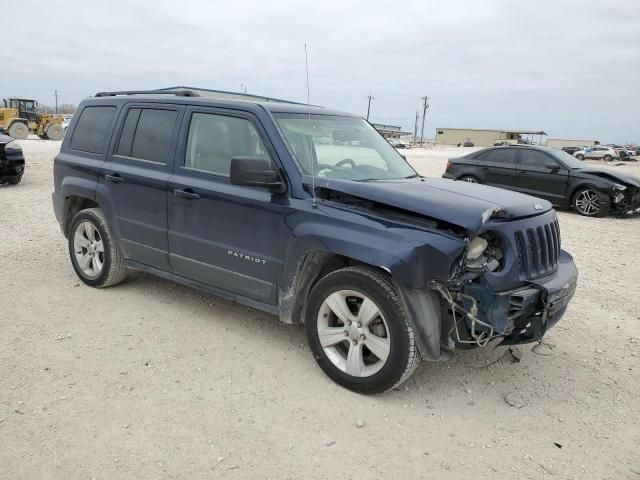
[0,98,65,140]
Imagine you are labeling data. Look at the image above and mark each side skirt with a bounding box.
[124,259,280,316]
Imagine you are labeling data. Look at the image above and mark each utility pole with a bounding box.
[54,90,59,114]
[420,96,429,146]
[413,110,420,145]
[366,93,375,121]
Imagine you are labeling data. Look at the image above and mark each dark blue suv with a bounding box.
[53,89,578,393]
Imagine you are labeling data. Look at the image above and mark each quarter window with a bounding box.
[116,108,177,164]
[184,113,270,176]
[483,149,515,164]
[70,106,116,154]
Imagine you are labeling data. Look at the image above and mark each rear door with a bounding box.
[514,149,569,203]
[477,148,517,188]
[101,103,183,270]
[167,106,289,305]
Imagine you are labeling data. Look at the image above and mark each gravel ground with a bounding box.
[1,139,639,479]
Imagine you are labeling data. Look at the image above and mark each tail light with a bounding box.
[446,161,452,171]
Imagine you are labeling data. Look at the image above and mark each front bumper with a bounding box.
[500,250,577,344]
[453,250,578,346]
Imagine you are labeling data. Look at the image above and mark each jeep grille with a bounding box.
[514,219,560,280]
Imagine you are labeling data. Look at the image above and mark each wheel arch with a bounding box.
[62,194,100,237]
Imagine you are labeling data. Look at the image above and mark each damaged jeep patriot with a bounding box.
[52,89,578,393]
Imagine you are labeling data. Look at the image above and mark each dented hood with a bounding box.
[309,176,552,233]
[573,167,640,188]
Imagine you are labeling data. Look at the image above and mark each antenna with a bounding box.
[304,43,317,208]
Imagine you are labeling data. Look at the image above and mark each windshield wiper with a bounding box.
[404,174,420,179]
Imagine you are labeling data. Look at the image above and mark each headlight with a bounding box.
[612,183,627,191]
[465,234,504,273]
[467,237,488,260]
[5,140,19,150]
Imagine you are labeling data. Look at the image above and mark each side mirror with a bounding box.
[230,157,285,193]
[545,162,560,171]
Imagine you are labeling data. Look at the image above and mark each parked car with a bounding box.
[443,145,640,217]
[0,133,25,185]
[53,90,579,394]
[561,146,584,156]
[388,138,409,149]
[573,146,619,161]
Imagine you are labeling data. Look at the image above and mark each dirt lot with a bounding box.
[1,140,639,479]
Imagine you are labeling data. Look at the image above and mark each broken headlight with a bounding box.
[612,184,627,203]
[465,232,504,273]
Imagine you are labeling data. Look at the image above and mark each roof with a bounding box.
[90,88,355,117]
[437,127,547,135]
[156,85,311,106]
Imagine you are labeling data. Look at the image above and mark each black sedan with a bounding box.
[0,133,25,185]
[442,145,640,217]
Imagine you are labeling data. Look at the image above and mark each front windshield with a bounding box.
[273,113,416,181]
[550,149,588,168]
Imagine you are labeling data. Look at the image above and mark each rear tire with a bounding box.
[68,208,128,288]
[8,122,29,140]
[46,124,64,140]
[603,154,612,162]
[575,154,584,160]
[459,175,480,183]
[305,266,421,394]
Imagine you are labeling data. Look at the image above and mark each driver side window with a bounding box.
[518,150,557,168]
[184,113,270,176]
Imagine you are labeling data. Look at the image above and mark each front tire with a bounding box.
[575,154,584,160]
[306,267,420,394]
[3,175,22,185]
[46,124,64,140]
[573,187,608,217]
[68,208,127,288]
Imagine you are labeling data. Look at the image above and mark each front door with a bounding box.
[101,104,183,270]
[513,149,569,204]
[167,107,289,305]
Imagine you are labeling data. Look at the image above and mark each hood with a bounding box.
[308,176,552,233]
[573,167,640,188]
[0,133,14,145]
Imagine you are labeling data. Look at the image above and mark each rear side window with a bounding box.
[184,113,270,176]
[484,149,515,164]
[70,106,116,154]
[116,108,177,164]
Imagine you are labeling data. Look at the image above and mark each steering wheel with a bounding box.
[335,158,356,168]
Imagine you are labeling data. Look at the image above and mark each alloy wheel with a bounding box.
[575,189,600,216]
[316,290,391,377]
[460,176,478,183]
[73,221,105,278]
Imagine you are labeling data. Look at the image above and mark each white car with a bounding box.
[574,146,619,161]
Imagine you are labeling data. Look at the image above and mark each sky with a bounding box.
[4,0,639,144]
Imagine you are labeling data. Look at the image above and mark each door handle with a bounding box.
[174,188,200,200]
[481,167,490,171]
[518,171,528,175]
[105,173,124,183]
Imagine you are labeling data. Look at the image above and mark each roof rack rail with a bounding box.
[94,89,200,98]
